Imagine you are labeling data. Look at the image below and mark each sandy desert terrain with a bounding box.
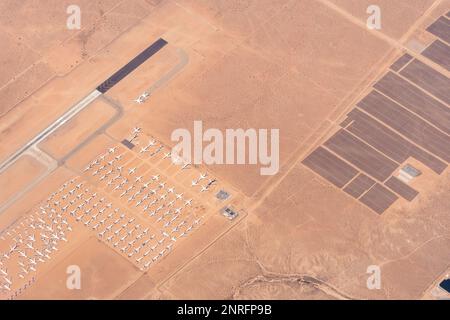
[0,0,449,300]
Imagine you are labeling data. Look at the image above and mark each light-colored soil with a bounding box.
[0,0,448,300]
[19,237,142,299]
[0,155,46,206]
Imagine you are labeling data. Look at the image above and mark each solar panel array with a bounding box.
[303,13,450,214]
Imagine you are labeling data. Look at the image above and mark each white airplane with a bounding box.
[135,176,143,183]
[163,152,171,159]
[181,163,190,170]
[174,208,182,215]
[184,199,193,207]
[191,180,199,186]
[167,200,175,207]
[128,167,137,175]
[152,174,160,181]
[140,146,149,153]
[143,181,151,189]
[167,187,175,193]
[132,127,141,134]
[108,147,117,154]
[115,154,123,160]
[134,97,144,104]
[0,269,7,276]
[147,139,156,147]
[175,193,183,200]
[3,284,11,291]
[199,173,208,180]
[134,92,149,104]
[120,190,128,198]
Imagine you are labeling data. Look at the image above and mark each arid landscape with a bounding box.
[0,0,449,300]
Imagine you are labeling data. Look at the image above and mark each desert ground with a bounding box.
[0,0,449,300]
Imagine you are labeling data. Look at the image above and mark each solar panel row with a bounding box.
[374,72,450,135]
[389,53,413,72]
[400,59,450,104]
[343,174,375,199]
[358,91,450,163]
[345,109,447,174]
[324,129,398,182]
[385,176,418,201]
[96,38,168,93]
[302,14,449,215]
[301,147,358,188]
[426,16,450,43]
[422,40,450,71]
